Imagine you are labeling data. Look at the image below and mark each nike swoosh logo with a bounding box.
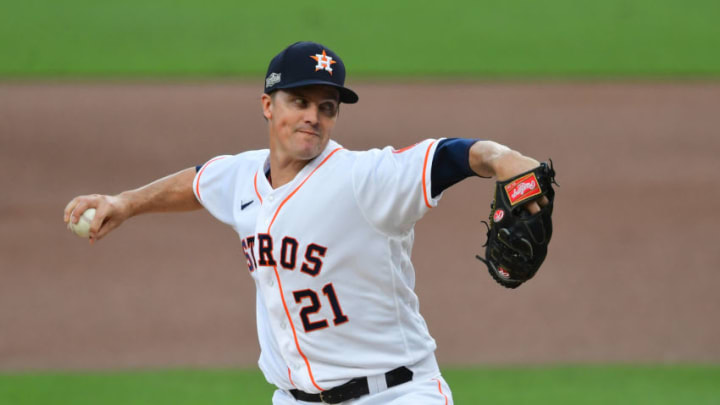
[241,200,254,210]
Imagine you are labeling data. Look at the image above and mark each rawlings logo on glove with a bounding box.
[505,173,541,205]
[476,161,557,289]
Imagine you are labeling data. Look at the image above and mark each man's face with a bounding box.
[262,85,340,162]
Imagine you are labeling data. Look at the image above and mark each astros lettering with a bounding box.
[243,234,327,277]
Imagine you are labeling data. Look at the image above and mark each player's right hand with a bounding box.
[63,194,132,243]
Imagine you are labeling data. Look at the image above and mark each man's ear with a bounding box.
[261,93,273,120]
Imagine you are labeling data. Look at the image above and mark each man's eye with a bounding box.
[293,98,307,107]
[321,103,337,115]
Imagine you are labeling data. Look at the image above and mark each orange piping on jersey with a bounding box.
[392,143,418,154]
[195,156,227,202]
[267,147,343,230]
[272,263,323,391]
[253,171,263,204]
[422,141,436,209]
[433,378,449,405]
[265,147,342,392]
[288,367,296,387]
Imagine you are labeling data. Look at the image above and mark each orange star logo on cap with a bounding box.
[310,50,337,75]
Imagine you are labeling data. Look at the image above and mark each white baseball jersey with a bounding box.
[193,138,445,393]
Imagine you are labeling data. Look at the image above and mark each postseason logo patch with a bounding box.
[504,173,542,206]
[265,72,281,88]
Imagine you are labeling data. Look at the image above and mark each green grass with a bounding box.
[2,0,720,77]
[1,365,719,404]
[444,365,720,404]
[0,369,273,405]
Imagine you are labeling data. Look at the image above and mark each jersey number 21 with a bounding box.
[292,283,348,333]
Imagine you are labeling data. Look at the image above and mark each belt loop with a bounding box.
[366,373,387,395]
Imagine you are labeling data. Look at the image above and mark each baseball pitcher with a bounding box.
[64,42,556,404]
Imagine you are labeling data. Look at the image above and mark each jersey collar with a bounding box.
[256,139,343,197]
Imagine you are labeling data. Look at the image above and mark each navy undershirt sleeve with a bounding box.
[430,138,480,198]
[195,165,202,172]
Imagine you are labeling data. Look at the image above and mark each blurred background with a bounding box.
[1,1,719,404]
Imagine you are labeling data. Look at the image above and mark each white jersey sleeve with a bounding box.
[352,138,444,235]
[192,155,241,227]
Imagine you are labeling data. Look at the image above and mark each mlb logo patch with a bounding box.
[310,50,337,75]
[504,173,542,206]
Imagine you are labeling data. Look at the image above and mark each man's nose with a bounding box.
[303,103,319,124]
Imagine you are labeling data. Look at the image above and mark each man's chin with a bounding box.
[295,140,327,160]
[298,149,323,161]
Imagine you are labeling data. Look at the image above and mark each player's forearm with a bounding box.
[118,167,201,217]
[468,140,539,180]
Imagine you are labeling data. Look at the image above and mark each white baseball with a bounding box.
[68,208,96,238]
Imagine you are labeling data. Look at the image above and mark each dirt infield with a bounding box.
[1,81,719,370]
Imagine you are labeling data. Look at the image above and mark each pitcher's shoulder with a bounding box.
[236,148,270,163]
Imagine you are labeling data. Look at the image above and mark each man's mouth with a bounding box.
[297,129,319,136]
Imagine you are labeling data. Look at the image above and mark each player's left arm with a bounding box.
[431,138,548,213]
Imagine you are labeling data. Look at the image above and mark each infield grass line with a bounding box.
[2,0,719,77]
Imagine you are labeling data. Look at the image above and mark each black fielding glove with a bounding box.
[476,161,557,288]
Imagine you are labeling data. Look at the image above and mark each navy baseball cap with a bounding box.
[264,41,359,104]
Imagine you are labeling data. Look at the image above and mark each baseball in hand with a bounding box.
[68,208,96,238]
